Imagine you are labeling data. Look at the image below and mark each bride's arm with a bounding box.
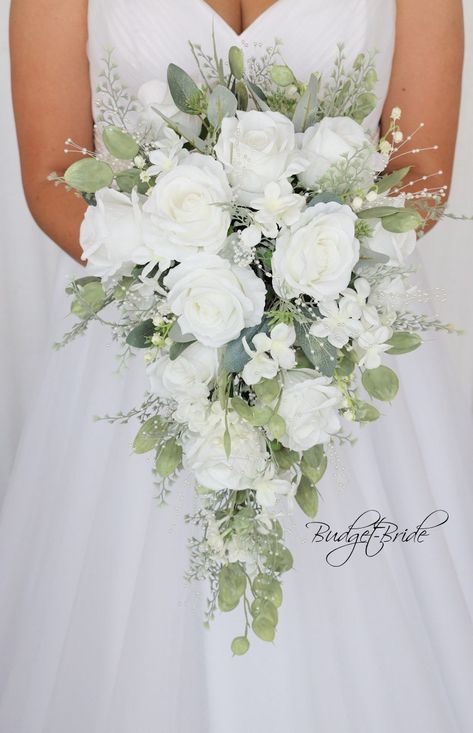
[10,0,92,263]
[381,0,464,231]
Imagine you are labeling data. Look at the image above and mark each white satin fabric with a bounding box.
[1,2,473,732]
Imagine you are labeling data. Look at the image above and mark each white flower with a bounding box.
[242,333,279,386]
[146,128,189,177]
[356,325,393,368]
[340,278,372,316]
[174,397,211,434]
[366,220,416,265]
[310,298,364,348]
[136,79,201,137]
[80,189,146,277]
[250,180,305,238]
[253,465,294,508]
[141,153,232,262]
[278,370,342,452]
[164,254,266,348]
[146,342,219,401]
[272,202,360,301]
[214,110,307,204]
[297,116,385,188]
[182,404,267,491]
[241,323,296,385]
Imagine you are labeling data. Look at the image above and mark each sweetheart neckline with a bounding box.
[195,0,284,39]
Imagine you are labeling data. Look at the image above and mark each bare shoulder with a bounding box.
[10,0,92,187]
[381,0,464,190]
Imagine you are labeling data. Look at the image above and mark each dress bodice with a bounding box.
[87,0,396,130]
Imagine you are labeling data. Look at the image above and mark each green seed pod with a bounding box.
[381,209,423,233]
[231,636,250,655]
[228,46,245,80]
[235,80,249,110]
[270,65,296,87]
[252,615,276,642]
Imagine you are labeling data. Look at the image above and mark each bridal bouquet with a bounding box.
[52,39,454,654]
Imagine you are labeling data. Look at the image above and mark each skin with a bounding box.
[10,0,464,264]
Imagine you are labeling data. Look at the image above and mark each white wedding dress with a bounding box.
[2,1,473,731]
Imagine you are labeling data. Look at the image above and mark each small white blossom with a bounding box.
[242,333,279,385]
[250,181,305,238]
[356,325,393,368]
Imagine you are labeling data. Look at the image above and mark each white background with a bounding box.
[1,0,472,493]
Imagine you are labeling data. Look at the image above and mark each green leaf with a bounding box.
[308,192,343,207]
[252,615,275,642]
[228,46,245,80]
[253,378,280,404]
[207,85,238,128]
[115,168,142,193]
[352,92,377,123]
[66,275,100,294]
[336,354,356,378]
[113,276,135,301]
[218,563,246,612]
[251,406,274,427]
[273,447,299,470]
[252,575,283,608]
[133,415,167,454]
[64,158,114,193]
[362,365,400,401]
[301,445,327,484]
[359,246,390,264]
[292,73,319,132]
[268,414,286,440]
[266,544,293,573]
[70,281,106,319]
[231,636,250,655]
[381,208,423,233]
[352,401,381,422]
[376,166,412,194]
[250,599,278,626]
[169,341,194,360]
[294,321,338,377]
[167,63,202,114]
[102,125,140,160]
[386,331,422,355]
[155,438,182,478]
[126,319,155,348]
[231,396,254,423]
[246,80,270,111]
[295,475,319,518]
[358,206,406,220]
[169,322,196,343]
[223,428,232,458]
[270,65,296,87]
[235,80,249,110]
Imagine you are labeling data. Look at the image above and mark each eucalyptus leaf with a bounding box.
[115,168,142,193]
[250,406,274,427]
[133,415,167,454]
[218,563,246,612]
[358,206,406,220]
[231,636,250,655]
[270,65,296,87]
[252,615,275,642]
[167,63,202,114]
[126,319,155,348]
[102,125,140,160]
[362,365,400,401]
[359,246,390,264]
[169,341,194,360]
[268,414,286,440]
[294,321,337,377]
[207,85,238,128]
[223,320,269,373]
[301,446,327,484]
[70,281,106,320]
[352,92,377,123]
[376,166,411,194]
[253,378,280,404]
[353,401,381,422]
[273,447,299,470]
[169,322,196,343]
[64,158,114,193]
[386,332,422,355]
[308,192,343,207]
[381,209,423,233]
[295,475,319,519]
[246,80,270,111]
[231,396,254,423]
[292,73,319,132]
[155,438,182,478]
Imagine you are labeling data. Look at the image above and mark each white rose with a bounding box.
[297,116,384,188]
[141,153,232,263]
[136,79,202,138]
[80,188,144,278]
[214,110,307,205]
[146,342,219,401]
[164,254,266,347]
[278,370,342,451]
[366,220,417,265]
[272,202,360,301]
[182,404,267,490]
